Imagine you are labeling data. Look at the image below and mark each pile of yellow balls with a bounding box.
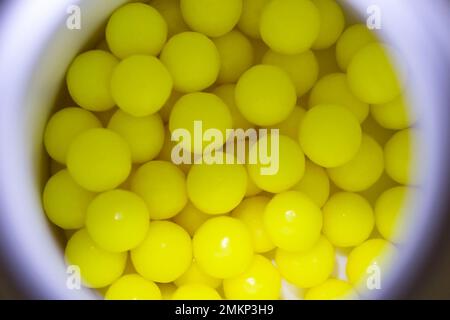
[42,0,419,300]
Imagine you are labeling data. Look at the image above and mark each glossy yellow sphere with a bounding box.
[175,260,222,289]
[172,284,222,300]
[172,202,212,237]
[105,274,162,300]
[305,278,357,300]
[371,95,417,130]
[238,0,271,39]
[292,160,330,208]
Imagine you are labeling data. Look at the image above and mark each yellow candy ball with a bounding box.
[65,229,127,288]
[371,95,417,130]
[44,108,101,163]
[175,260,221,289]
[231,196,275,253]
[172,284,222,300]
[309,73,369,123]
[150,0,189,36]
[223,255,281,300]
[110,55,173,117]
[67,128,132,192]
[180,0,242,37]
[213,30,254,84]
[105,274,162,300]
[106,3,167,59]
[275,236,334,288]
[238,0,271,39]
[299,104,362,168]
[267,106,306,140]
[235,65,296,126]
[66,50,118,111]
[108,110,165,163]
[131,160,187,219]
[264,191,322,252]
[86,190,150,252]
[247,134,305,193]
[262,50,319,97]
[311,0,345,50]
[347,43,402,104]
[161,32,220,92]
[336,24,377,71]
[260,0,320,54]
[172,202,212,237]
[131,221,192,283]
[193,216,253,279]
[305,278,357,300]
[327,134,384,192]
[292,160,330,208]
[43,170,95,229]
[323,192,374,247]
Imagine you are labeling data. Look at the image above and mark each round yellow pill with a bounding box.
[371,95,417,130]
[268,106,306,140]
[304,278,357,300]
[323,192,374,247]
[110,55,173,117]
[66,50,118,112]
[262,50,318,97]
[264,191,322,252]
[260,0,320,54]
[223,255,281,300]
[292,160,330,208]
[231,196,275,253]
[247,134,305,193]
[235,65,296,126]
[67,128,132,192]
[172,202,212,237]
[311,0,345,50]
[172,284,222,300]
[44,107,101,163]
[105,274,162,300]
[275,236,334,288]
[131,160,188,219]
[327,134,384,192]
[86,190,150,252]
[213,30,254,84]
[180,0,242,37]
[193,216,253,279]
[108,110,165,163]
[309,73,369,123]
[347,43,402,104]
[65,229,127,288]
[299,104,362,168]
[150,0,189,36]
[131,221,192,283]
[238,0,271,39]
[43,170,95,229]
[161,32,220,93]
[175,260,221,289]
[106,3,167,59]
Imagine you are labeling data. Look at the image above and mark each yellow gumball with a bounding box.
[311,0,345,50]
[105,274,162,300]
[238,0,271,39]
[172,202,212,237]
[267,106,306,140]
[172,284,222,300]
[371,95,417,130]
[305,278,357,300]
[175,260,222,289]
[292,160,330,208]
[150,0,189,36]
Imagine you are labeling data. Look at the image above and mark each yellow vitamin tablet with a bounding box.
[108,110,165,163]
[264,191,322,252]
[347,43,402,104]
[315,46,341,77]
[43,170,95,229]
[180,0,242,37]
[311,0,345,50]
[86,190,150,253]
[327,134,384,192]
[65,229,127,288]
[106,3,167,58]
[223,255,281,300]
[268,106,306,140]
[305,278,357,300]
[299,105,362,168]
[110,55,173,117]
[159,283,177,300]
[172,284,222,300]
[262,50,319,97]
[66,50,118,112]
[236,65,296,126]
[275,236,334,288]
[67,128,132,192]
[172,202,212,237]
[323,192,374,247]
[371,95,417,130]
[213,30,254,84]
[175,260,221,289]
[238,0,271,39]
[44,107,101,163]
[131,160,187,219]
[247,134,305,193]
[193,216,253,279]
[292,160,330,208]
[336,24,377,70]
[231,196,275,253]
[131,221,192,283]
[260,0,320,54]
[105,274,162,300]
[309,73,369,123]
[150,0,189,36]
[160,32,220,92]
